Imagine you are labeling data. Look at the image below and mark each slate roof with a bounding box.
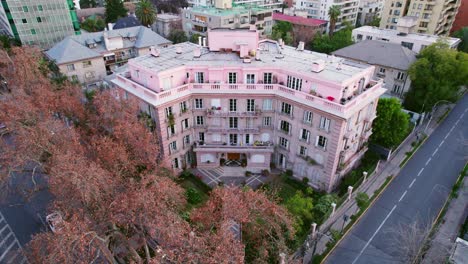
[332,40,417,70]
[46,26,171,64]
[113,16,142,30]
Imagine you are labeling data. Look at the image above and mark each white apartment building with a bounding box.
[357,0,384,26]
[295,0,360,32]
[188,0,284,9]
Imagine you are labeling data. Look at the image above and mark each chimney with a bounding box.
[150,46,160,57]
[298,41,305,51]
[108,23,113,31]
[176,46,182,54]
[202,37,207,47]
[311,59,325,73]
[198,36,202,46]
[193,46,201,58]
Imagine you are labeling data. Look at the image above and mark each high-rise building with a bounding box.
[295,0,360,32]
[0,0,80,49]
[110,28,385,191]
[357,0,384,26]
[188,0,285,10]
[451,0,467,33]
[380,0,461,35]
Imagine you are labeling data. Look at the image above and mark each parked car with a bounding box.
[46,212,64,233]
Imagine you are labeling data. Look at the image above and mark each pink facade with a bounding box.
[111,28,385,192]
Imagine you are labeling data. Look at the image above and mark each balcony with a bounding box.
[206,109,262,117]
[193,141,274,152]
[207,127,260,133]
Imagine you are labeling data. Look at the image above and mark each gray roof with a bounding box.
[113,16,142,29]
[332,40,417,70]
[46,26,171,64]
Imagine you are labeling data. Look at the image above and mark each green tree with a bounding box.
[168,30,188,44]
[404,41,468,112]
[80,17,105,32]
[328,5,341,36]
[452,27,468,53]
[135,0,157,27]
[270,21,294,45]
[355,192,370,211]
[308,25,353,54]
[367,16,381,27]
[79,0,97,8]
[104,0,128,23]
[285,191,314,235]
[371,98,409,148]
[189,33,201,44]
[314,194,337,217]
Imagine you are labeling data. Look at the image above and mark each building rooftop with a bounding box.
[130,38,370,84]
[184,5,271,16]
[333,40,417,70]
[354,26,461,47]
[156,13,181,20]
[113,16,142,30]
[272,12,327,27]
[46,26,171,64]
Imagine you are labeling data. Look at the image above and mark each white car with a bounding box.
[46,212,64,233]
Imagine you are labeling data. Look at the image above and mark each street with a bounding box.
[325,95,468,264]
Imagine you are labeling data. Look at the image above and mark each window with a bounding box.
[246,74,255,84]
[229,134,238,145]
[379,67,386,74]
[38,5,43,11]
[229,117,238,128]
[392,84,402,94]
[263,72,273,84]
[229,99,237,112]
[356,109,362,124]
[300,129,310,142]
[180,101,188,112]
[245,134,251,144]
[165,106,173,117]
[263,117,272,126]
[36,17,42,23]
[316,136,327,149]
[286,76,302,91]
[82,61,92,68]
[228,72,237,84]
[169,141,177,153]
[279,137,289,149]
[182,118,189,129]
[195,72,204,83]
[419,22,428,28]
[299,146,308,156]
[195,98,203,109]
[401,41,414,50]
[23,6,28,12]
[303,111,313,124]
[396,72,405,80]
[280,120,291,134]
[173,158,179,169]
[281,102,292,115]
[263,99,272,110]
[196,116,204,125]
[319,116,331,132]
[31,29,36,35]
[22,18,27,23]
[71,75,79,82]
[199,132,205,141]
[356,34,363,41]
[247,99,255,112]
[66,64,75,72]
[366,36,373,40]
[168,125,176,136]
[183,135,190,145]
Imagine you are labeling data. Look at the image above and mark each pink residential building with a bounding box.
[111,28,385,192]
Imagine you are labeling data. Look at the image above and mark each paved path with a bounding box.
[324,95,468,263]
[0,211,27,264]
[194,167,266,189]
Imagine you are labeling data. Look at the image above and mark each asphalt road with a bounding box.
[325,95,468,264]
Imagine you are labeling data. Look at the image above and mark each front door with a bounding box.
[279,154,286,169]
[227,153,241,160]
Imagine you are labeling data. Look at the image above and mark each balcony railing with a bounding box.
[207,127,260,133]
[206,110,262,117]
[194,141,274,151]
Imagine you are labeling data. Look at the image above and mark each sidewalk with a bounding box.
[302,105,452,263]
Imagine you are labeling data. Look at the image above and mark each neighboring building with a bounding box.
[113,16,142,30]
[0,0,81,49]
[357,0,384,26]
[187,0,284,10]
[450,238,468,264]
[295,0,360,32]
[110,28,385,191]
[46,26,171,85]
[333,40,417,99]
[0,3,12,36]
[152,13,182,38]
[380,0,461,35]
[451,0,467,33]
[181,5,273,38]
[272,12,327,44]
[353,25,461,53]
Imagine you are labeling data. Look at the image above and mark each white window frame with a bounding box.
[228,72,237,84]
[279,137,289,149]
[196,116,204,125]
[229,117,238,128]
[263,72,272,84]
[246,74,255,84]
[66,64,75,72]
[195,72,204,83]
[286,75,303,91]
[263,99,273,110]
[281,102,292,115]
[300,129,310,142]
[194,98,203,109]
[165,106,173,118]
[299,146,308,156]
[247,99,255,112]
[229,99,237,112]
[315,135,327,150]
[319,116,331,132]
[263,116,272,126]
[304,111,313,124]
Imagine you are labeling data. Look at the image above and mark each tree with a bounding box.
[271,21,294,45]
[308,25,353,54]
[404,41,468,112]
[367,16,381,27]
[285,191,314,236]
[80,17,106,32]
[151,0,188,14]
[189,33,201,44]
[135,0,156,27]
[79,0,97,8]
[168,30,188,44]
[370,98,409,148]
[104,0,128,23]
[452,27,468,53]
[314,194,337,217]
[355,192,369,211]
[328,5,341,36]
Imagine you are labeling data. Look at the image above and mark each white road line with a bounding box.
[352,204,398,264]
[444,133,449,140]
[417,168,424,177]
[432,148,438,157]
[399,191,408,202]
[449,126,455,133]
[0,240,17,262]
[425,157,432,166]
[409,179,416,189]
[439,140,445,147]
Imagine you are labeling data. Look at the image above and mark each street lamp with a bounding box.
[424,100,452,133]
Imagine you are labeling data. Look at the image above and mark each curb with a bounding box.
[319,132,431,263]
[399,133,430,168]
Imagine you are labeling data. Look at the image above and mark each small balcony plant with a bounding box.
[167,113,175,126]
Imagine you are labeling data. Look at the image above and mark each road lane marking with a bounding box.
[352,204,398,264]
[449,126,455,133]
[409,179,416,189]
[439,139,445,147]
[432,148,438,157]
[425,157,432,166]
[399,191,408,202]
[417,168,424,177]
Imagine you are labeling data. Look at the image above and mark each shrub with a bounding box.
[355,192,370,211]
[302,177,309,185]
[245,171,252,177]
[185,187,202,205]
[285,169,293,177]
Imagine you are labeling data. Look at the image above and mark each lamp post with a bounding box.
[424,100,451,132]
